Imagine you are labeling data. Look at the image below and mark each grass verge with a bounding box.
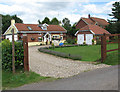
[2,70,56,90]
[102,52,119,65]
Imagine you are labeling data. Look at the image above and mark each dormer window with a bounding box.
[41,26,47,30]
[41,23,49,30]
[27,26,32,30]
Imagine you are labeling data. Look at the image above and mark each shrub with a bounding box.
[38,48,82,60]
[51,43,55,49]
[66,38,75,44]
[96,40,101,45]
[1,39,24,71]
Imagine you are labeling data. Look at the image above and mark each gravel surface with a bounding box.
[29,46,110,78]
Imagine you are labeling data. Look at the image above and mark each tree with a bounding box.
[62,18,71,31]
[42,17,50,24]
[50,17,59,25]
[68,25,79,37]
[109,1,120,22]
[2,14,23,34]
[106,1,120,33]
[38,19,41,24]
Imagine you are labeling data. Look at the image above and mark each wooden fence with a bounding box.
[101,33,120,62]
[23,36,29,71]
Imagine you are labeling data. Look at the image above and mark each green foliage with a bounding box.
[62,18,71,31]
[96,40,101,45]
[50,17,59,25]
[103,52,119,65]
[51,43,55,49]
[109,1,120,22]
[68,25,79,37]
[42,17,50,24]
[50,44,118,61]
[38,19,41,24]
[39,48,82,60]
[2,14,23,34]
[106,1,120,33]
[2,39,24,71]
[66,38,75,44]
[2,70,55,90]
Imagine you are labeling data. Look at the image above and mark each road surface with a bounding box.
[14,65,119,90]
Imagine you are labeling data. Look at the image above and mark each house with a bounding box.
[3,19,67,46]
[75,14,110,45]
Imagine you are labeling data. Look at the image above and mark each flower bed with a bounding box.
[38,45,82,60]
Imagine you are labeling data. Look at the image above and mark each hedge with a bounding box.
[1,39,24,71]
[38,47,82,60]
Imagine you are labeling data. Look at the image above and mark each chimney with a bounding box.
[11,19,15,25]
[88,14,90,18]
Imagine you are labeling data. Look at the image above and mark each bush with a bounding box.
[96,40,101,45]
[1,39,24,71]
[66,38,75,44]
[38,48,82,60]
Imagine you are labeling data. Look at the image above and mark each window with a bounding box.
[41,26,47,30]
[38,37,42,42]
[52,35,60,40]
[39,33,42,35]
[27,26,32,30]
[53,35,60,39]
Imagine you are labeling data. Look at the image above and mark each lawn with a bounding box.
[102,52,119,65]
[50,44,118,61]
[2,70,56,90]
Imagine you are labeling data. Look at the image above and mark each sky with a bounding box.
[0,0,119,25]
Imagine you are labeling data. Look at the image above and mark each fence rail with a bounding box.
[101,33,120,62]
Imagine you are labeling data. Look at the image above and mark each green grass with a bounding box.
[49,44,118,61]
[2,70,56,90]
[102,52,119,65]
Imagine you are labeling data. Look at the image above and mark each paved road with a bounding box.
[14,65,119,90]
[28,46,109,78]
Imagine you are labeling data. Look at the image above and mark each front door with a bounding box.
[86,34,93,45]
[77,34,84,44]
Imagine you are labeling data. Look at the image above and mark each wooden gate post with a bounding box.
[101,33,107,63]
[12,28,15,73]
[23,36,29,71]
[118,35,120,56]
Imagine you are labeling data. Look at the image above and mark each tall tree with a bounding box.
[62,18,71,32]
[42,17,50,24]
[2,14,23,34]
[68,25,79,37]
[50,17,59,25]
[106,1,120,33]
[109,1,120,22]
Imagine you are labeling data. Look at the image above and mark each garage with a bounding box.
[75,25,110,45]
[77,34,93,45]
[86,34,93,45]
[77,34,84,44]
[6,35,18,42]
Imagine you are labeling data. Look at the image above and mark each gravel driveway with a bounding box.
[29,46,110,78]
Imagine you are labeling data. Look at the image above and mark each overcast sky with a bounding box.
[0,0,119,25]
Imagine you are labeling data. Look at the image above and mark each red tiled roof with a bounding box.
[79,25,110,34]
[82,18,95,25]
[15,23,66,32]
[91,17,109,26]
[81,17,108,26]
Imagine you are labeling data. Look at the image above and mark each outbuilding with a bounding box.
[75,24,110,45]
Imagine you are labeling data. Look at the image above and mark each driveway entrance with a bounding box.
[29,46,110,78]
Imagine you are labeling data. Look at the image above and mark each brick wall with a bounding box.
[76,19,87,29]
